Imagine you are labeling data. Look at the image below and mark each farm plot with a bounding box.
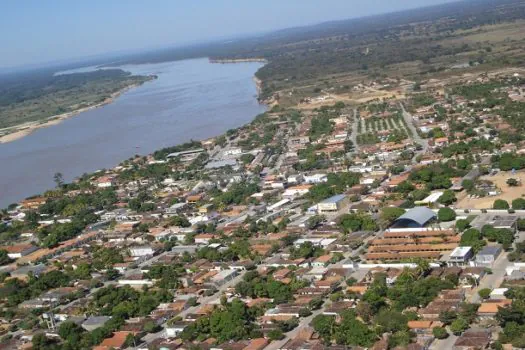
[356,111,412,145]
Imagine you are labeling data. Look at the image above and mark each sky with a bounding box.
[0,0,458,69]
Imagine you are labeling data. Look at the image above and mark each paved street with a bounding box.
[430,332,457,350]
[264,308,324,350]
[399,103,429,163]
[349,108,359,153]
[140,271,246,345]
[469,252,509,303]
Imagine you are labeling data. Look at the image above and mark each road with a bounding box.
[264,308,324,350]
[469,252,509,303]
[430,332,457,349]
[399,103,428,163]
[349,109,359,153]
[140,270,246,345]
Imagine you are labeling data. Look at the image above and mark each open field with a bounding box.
[456,170,525,209]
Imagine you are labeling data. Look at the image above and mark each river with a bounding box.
[0,58,266,208]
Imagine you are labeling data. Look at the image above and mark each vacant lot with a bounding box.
[456,170,525,209]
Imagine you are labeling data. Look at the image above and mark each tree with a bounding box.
[380,207,405,227]
[267,329,284,341]
[240,153,255,165]
[306,215,326,229]
[478,288,492,300]
[438,190,457,206]
[507,178,520,187]
[450,318,469,335]
[439,310,457,325]
[0,250,12,266]
[512,198,525,210]
[432,327,449,339]
[456,219,470,232]
[312,315,336,343]
[58,320,83,343]
[493,199,510,210]
[53,172,64,188]
[438,207,456,222]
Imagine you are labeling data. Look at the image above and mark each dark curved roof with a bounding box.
[394,207,436,227]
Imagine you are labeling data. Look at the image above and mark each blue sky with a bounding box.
[0,0,457,68]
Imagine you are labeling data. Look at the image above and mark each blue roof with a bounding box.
[394,207,436,227]
[321,194,347,204]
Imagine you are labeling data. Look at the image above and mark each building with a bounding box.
[0,244,39,259]
[453,329,491,350]
[393,207,436,228]
[82,316,112,331]
[304,174,328,184]
[129,246,155,257]
[470,214,518,231]
[447,247,474,266]
[475,246,502,267]
[317,194,348,214]
[210,269,238,287]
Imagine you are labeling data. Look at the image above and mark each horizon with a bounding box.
[0,0,459,71]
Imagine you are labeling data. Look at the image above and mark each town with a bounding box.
[2,67,525,350]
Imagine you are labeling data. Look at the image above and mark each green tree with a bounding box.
[493,199,510,210]
[455,219,470,232]
[432,327,449,339]
[306,215,326,229]
[53,172,64,188]
[267,329,284,341]
[438,190,457,206]
[438,207,456,222]
[379,207,406,227]
[0,250,12,266]
[478,288,492,300]
[450,318,469,335]
[512,198,525,210]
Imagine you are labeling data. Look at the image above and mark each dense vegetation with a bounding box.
[0,69,152,129]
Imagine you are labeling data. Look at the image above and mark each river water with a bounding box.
[0,58,266,208]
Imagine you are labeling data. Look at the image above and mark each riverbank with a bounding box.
[0,77,156,144]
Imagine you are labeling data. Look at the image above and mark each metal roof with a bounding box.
[395,206,436,227]
[321,194,347,204]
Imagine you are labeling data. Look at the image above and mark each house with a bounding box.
[194,233,218,245]
[94,331,135,350]
[282,185,312,198]
[165,321,192,338]
[317,194,348,214]
[129,246,155,257]
[311,255,331,267]
[82,316,112,331]
[477,299,512,318]
[448,247,474,267]
[118,274,154,286]
[210,269,238,287]
[243,338,268,350]
[304,174,328,184]
[475,246,502,267]
[407,320,442,335]
[0,244,39,259]
[20,196,47,210]
[490,288,509,300]
[459,267,486,287]
[11,264,47,279]
[93,175,115,188]
[453,329,491,350]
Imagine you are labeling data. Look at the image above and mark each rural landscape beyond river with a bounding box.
[0,58,266,208]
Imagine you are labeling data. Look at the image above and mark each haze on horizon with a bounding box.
[1,0,458,70]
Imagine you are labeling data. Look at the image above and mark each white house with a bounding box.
[129,246,155,257]
[304,173,328,184]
